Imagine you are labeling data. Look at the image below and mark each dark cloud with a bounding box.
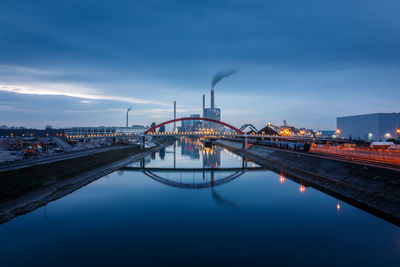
[1,0,399,67]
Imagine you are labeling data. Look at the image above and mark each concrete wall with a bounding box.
[337,113,400,141]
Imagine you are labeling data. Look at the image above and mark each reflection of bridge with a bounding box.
[120,167,265,172]
[119,138,266,189]
[136,167,265,189]
[143,170,245,189]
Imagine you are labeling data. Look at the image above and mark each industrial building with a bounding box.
[181,114,201,131]
[64,125,149,137]
[337,113,400,141]
[202,90,221,130]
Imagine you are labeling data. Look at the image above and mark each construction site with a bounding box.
[0,136,115,164]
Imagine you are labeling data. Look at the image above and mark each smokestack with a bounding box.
[126,107,133,127]
[211,90,214,111]
[173,101,176,132]
[202,94,205,117]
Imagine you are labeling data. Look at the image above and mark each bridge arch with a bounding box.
[143,170,245,189]
[144,117,244,134]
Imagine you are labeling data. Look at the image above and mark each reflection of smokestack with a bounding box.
[202,94,205,117]
[173,101,176,132]
[211,90,214,110]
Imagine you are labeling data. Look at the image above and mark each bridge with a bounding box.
[64,117,244,139]
[64,117,250,149]
[63,117,320,149]
[144,117,244,134]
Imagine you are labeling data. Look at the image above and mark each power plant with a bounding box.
[203,89,221,130]
[179,70,235,131]
[180,90,222,132]
[202,70,236,130]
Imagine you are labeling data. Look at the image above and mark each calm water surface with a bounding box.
[1,138,399,266]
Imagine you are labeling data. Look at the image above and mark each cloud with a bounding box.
[0,64,59,75]
[0,82,170,106]
[0,104,13,110]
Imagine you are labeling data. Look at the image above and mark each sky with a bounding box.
[0,0,399,130]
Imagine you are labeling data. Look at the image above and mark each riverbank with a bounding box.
[0,139,174,224]
[215,139,400,225]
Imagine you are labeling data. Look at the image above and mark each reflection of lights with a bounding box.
[279,174,285,184]
[336,201,341,211]
[299,185,306,193]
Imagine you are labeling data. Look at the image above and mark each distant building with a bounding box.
[64,125,149,137]
[257,125,278,135]
[159,125,166,132]
[203,108,221,130]
[181,114,201,131]
[319,130,336,138]
[337,113,400,141]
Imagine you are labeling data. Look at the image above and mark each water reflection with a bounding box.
[125,139,355,215]
[279,173,285,183]
[299,184,306,193]
[211,188,237,207]
[122,138,263,189]
[180,138,221,168]
[336,200,342,212]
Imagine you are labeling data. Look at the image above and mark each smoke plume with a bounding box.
[211,69,236,88]
[127,106,133,112]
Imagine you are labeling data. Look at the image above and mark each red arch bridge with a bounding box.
[63,117,315,149]
[141,117,249,149]
[143,117,244,135]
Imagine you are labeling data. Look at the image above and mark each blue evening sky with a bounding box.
[0,0,399,130]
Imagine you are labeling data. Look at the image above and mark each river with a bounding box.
[0,138,399,266]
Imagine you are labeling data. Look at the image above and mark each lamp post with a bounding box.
[126,107,133,127]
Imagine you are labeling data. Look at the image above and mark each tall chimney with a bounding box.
[202,94,205,117]
[211,89,214,111]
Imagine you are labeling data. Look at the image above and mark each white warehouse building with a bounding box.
[337,113,400,141]
[64,125,149,138]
